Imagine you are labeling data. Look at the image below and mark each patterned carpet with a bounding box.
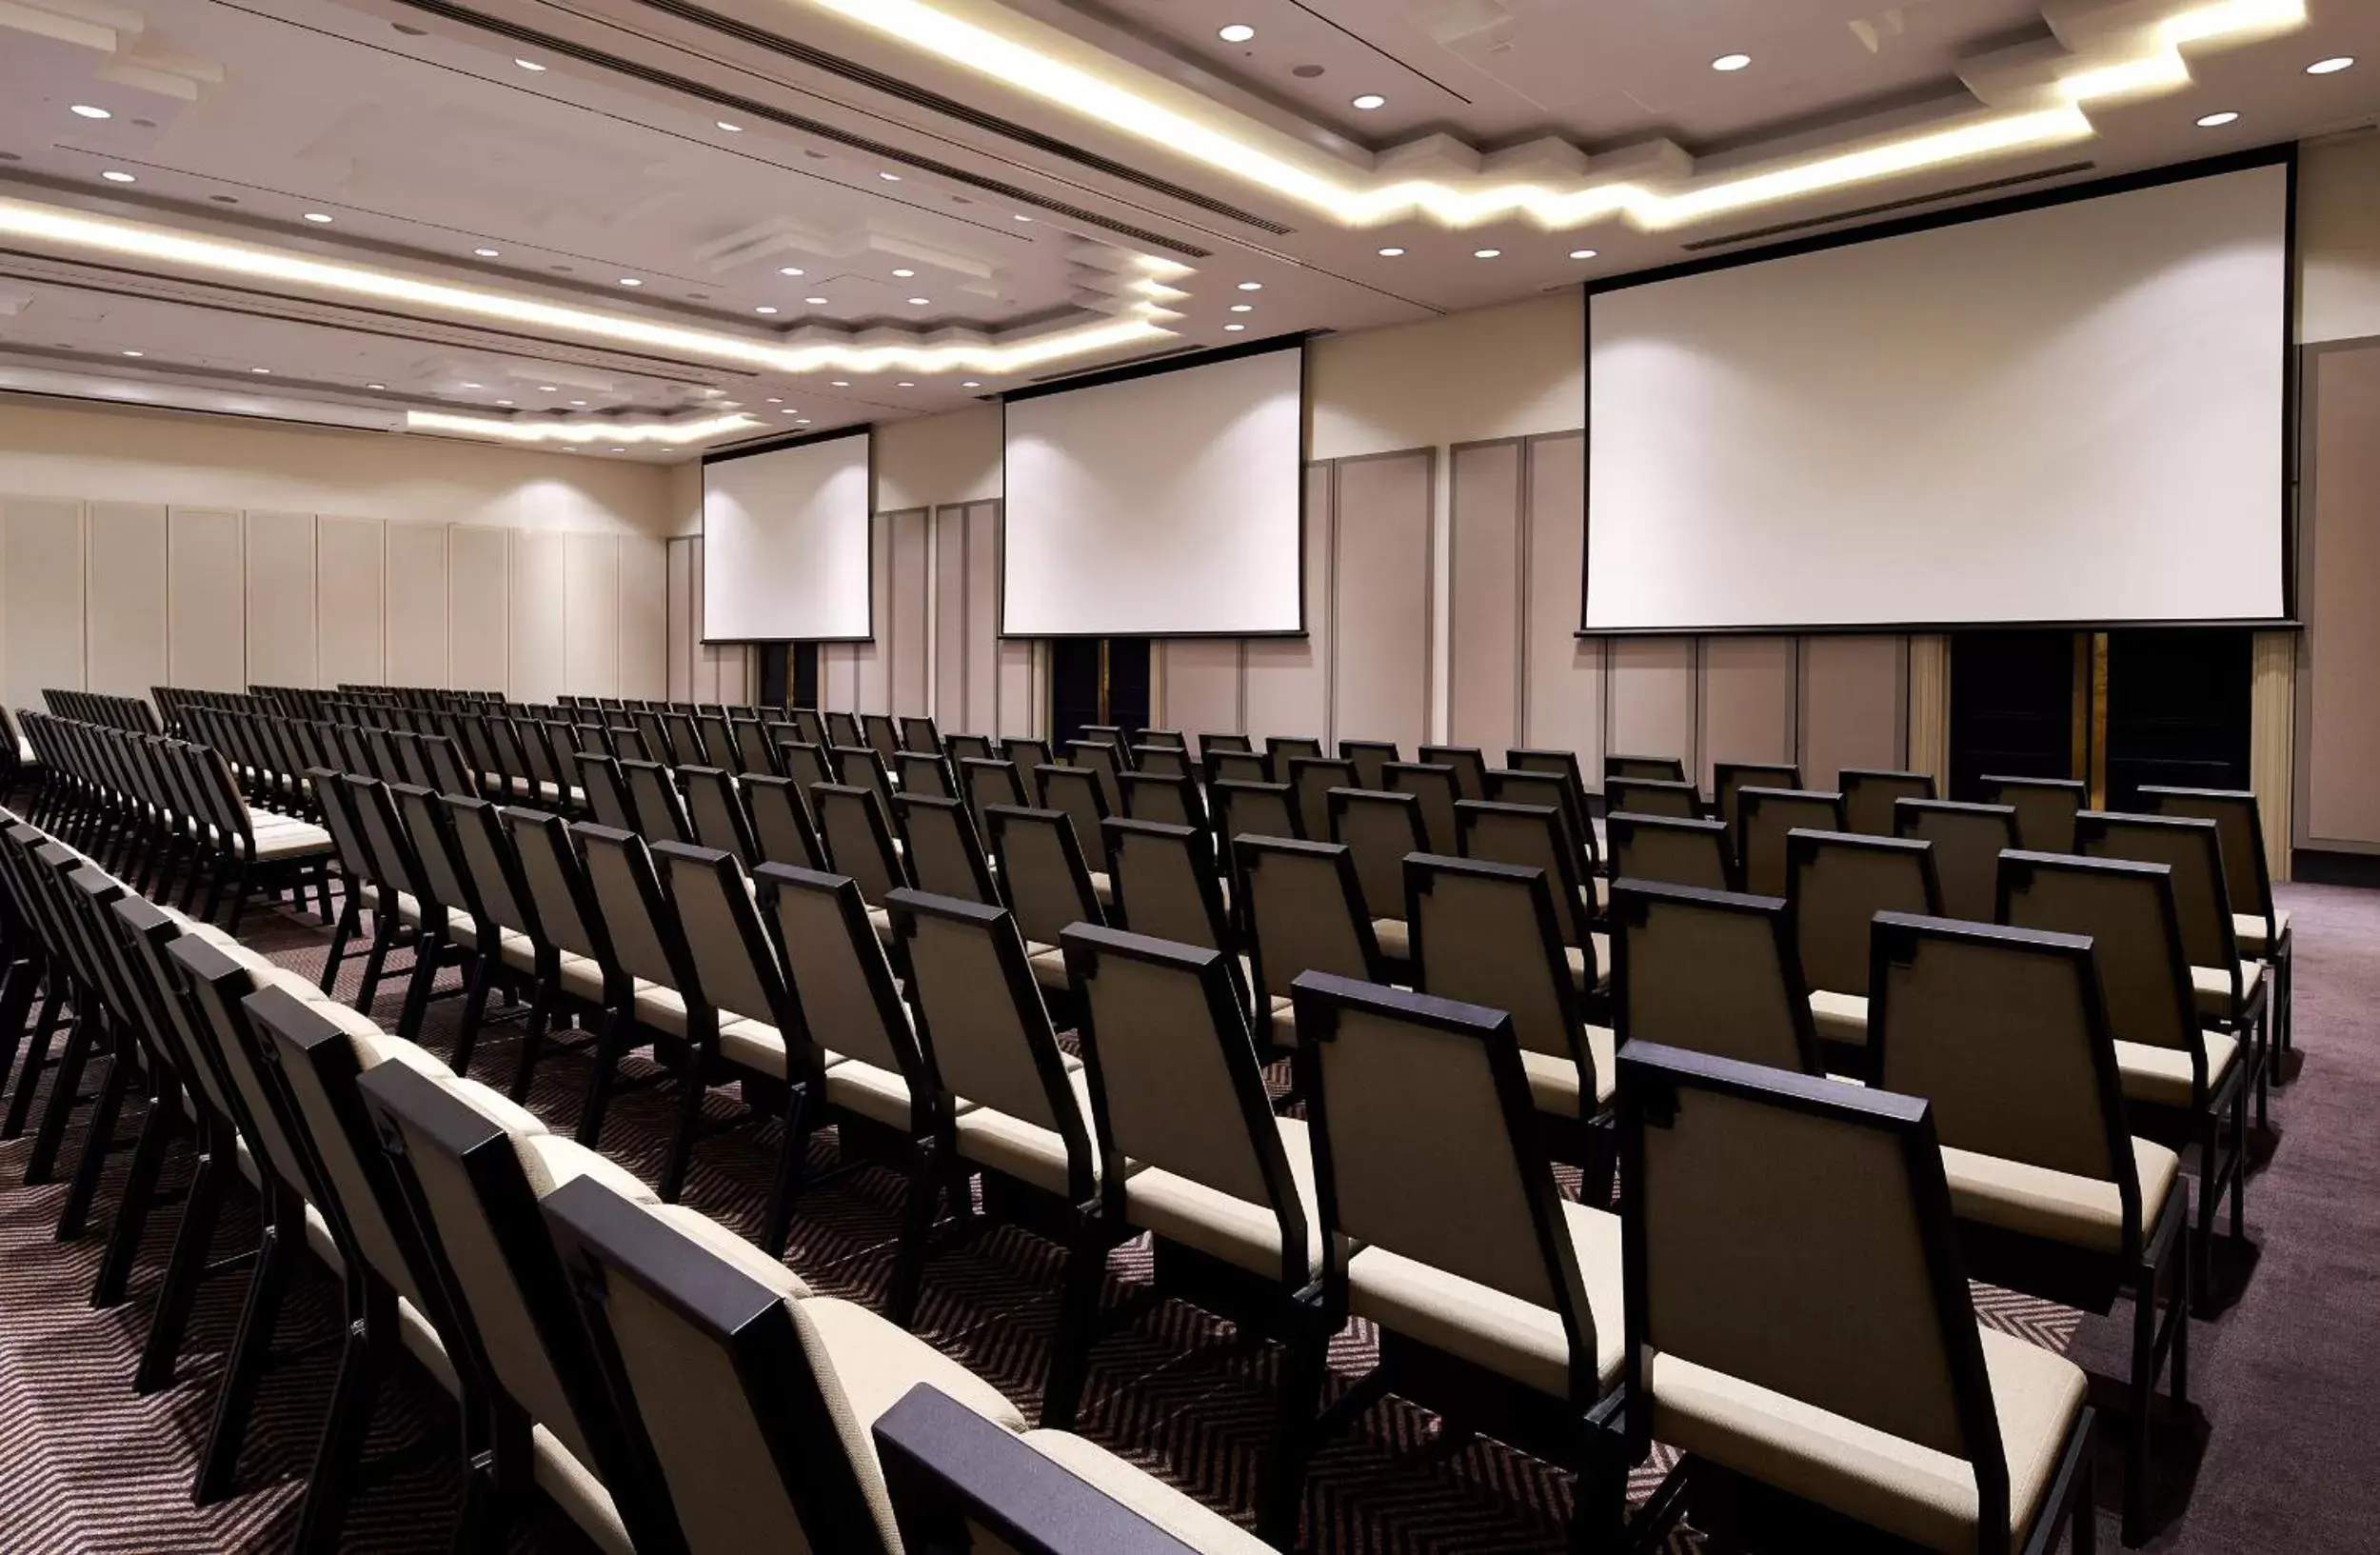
[0,898,2086,1553]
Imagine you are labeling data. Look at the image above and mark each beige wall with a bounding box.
[0,399,672,708]
[2299,134,2380,347]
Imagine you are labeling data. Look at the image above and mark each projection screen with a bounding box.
[1002,342,1306,637]
[1583,161,2290,631]
[702,429,872,642]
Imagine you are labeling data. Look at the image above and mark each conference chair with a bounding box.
[630,708,674,768]
[901,713,943,754]
[779,739,836,803]
[863,712,903,768]
[1713,760,1802,841]
[1327,787,1426,967]
[1239,835,1384,1065]
[1264,734,1323,783]
[1101,816,1249,1019]
[1287,756,1355,843]
[1489,766,1602,884]
[1063,739,1127,814]
[1079,724,1131,765]
[982,805,1106,995]
[1418,743,1490,802]
[1456,798,1606,998]
[741,774,826,871]
[945,732,995,764]
[1407,852,1616,1175]
[1207,748,1271,786]
[1197,731,1253,755]
[1002,737,1055,798]
[1839,767,1937,836]
[1604,752,1685,784]
[800,708,838,747]
[2137,784,2291,1056]
[1605,776,1703,821]
[498,807,627,1108]
[1339,738,1399,790]
[1127,743,1193,781]
[1292,972,1629,1548]
[1611,1042,2096,1555]
[1870,912,2190,1543]
[1383,761,1461,853]
[1118,769,1209,837]
[1133,727,1189,750]
[445,796,565,1084]
[1734,787,1846,897]
[1785,827,1940,1067]
[680,765,762,867]
[621,758,695,846]
[896,793,999,906]
[390,786,530,1079]
[1034,764,1115,888]
[1058,926,1334,1543]
[1604,811,1734,891]
[959,756,1029,843]
[813,784,910,910]
[896,749,956,800]
[575,750,636,832]
[1896,797,2019,923]
[1607,879,1825,1077]
[2001,849,2248,1310]
[732,714,780,776]
[830,744,900,822]
[1981,774,2089,854]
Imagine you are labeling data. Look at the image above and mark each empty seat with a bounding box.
[1605,776,1703,822]
[741,774,825,871]
[1605,811,1733,891]
[1785,827,1940,1060]
[1339,738,1399,790]
[1327,787,1426,965]
[1383,760,1460,853]
[1239,835,1385,1058]
[982,805,1106,993]
[813,784,909,909]
[2138,783,2291,1052]
[1286,756,1356,843]
[895,793,998,906]
[1418,743,1490,801]
[1895,797,2018,924]
[1714,760,1801,839]
[1735,786,1844,897]
[1456,798,1606,996]
[1604,752,1686,784]
[1608,879,1824,1076]
[1839,767,1937,836]
[1982,774,2088,854]
[679,765,760,867]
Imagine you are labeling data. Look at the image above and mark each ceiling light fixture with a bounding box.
[69,105,110,120]
[716,120,744,131]
[2196,110,2240,126]
[570,399,587,406]
[1237,281,1262,290]
[462,381,482,389]
[303,212,334,224]
[514,58,546,71]
[120,349,143,357]
[896,380,915,387]
[796,418,811,425]
[1570,248,1598,259]
[961,380,981,388]
[805,296,829,305]
[1014,213,1034,222]
[1229,303,1253,311]
[1377,246,1405,256]
[1224,323,1245,331]
[767,396,783,403]
[101,170,135,183]
[618,277,644,287]
[779,266,805,276]
[367,383,386,389]
[893,268,916,277]
[755,305,779,314]
[1219,24,1255,43]
[1474,248,1500,258]
[538,386,556,392]
[474,247,500,257]
[1711,53,1752,71]
[497,398,514,406]
[906,296,931,305]
[1351,93,1385,110]
[831,380,850,387]
[2307,55,2353,73]
[879,170,902,181]
[250,367,270,374]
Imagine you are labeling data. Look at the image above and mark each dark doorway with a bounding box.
[1049,637,1151,747]
[1949,630,2077,801]
[2104,628,2251,807]
[756,644,818,709]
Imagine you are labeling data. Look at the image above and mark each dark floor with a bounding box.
[2,882,2370,1552]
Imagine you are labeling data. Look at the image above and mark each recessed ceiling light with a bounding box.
[69,105,110,120]
[2307,56,2354,75]
[755,305,779,314]
[611,447,626,453]
[1237,281,1262,290]
[538,386,556,392]
[101,170,135,183]
[1229,303,1253,312]
[367,383,386,389]
[1224,323,1246,331]
[896,380,915,388]
[1569,248,1598,260]
[497,398,514,406]
[1014,213,1034,222]
[778,266,805,276]
[782,408,799,415]
[906,296,931,306]
[805,296,828,305]
[474,247,500,257]
[250,367,270,374]
[462,381,482,389]
[120,349,143,357]
[795,418,811,425]
[570,399,588,406]
[1219,24,1255,43]
[892,268,916,277]
[831,380,850,387]
[1712,53,1752,72]
[767,396,783,403]
[303,211,334,224]
[1377,246,1405,257]
[514,58,546,71]
[1351,93,1385,110]
[879,170,902,181]
[961,380,981,388]
[1473,248,1501,258]
[2196,110,2240,127]
[716,120,744,132]
[618,277,643,287]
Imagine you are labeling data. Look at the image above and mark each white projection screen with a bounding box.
[1002,343,1306,636]
[1584,161,2290,631]
[702,429,873,641]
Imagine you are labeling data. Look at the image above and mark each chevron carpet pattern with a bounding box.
[0,902,2084,1553]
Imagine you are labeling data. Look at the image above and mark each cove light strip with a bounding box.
[407,409,763,445]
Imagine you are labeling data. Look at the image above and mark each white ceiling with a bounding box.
[0,0,2373,460]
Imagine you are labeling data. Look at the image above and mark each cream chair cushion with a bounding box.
[1345,1199,1622,1398]
[2232,909,2287,958]
[1941,1139,2180,1255]
[1021,1428,1276,1554]
[557,952,607,1003]
[1808,990,1869,1048]
[952,1065,1118,1196]
[2190,961,2264,1022]
[1371,918,1410,961]
[515,1132,660,1205]
[531,1423,634,1555]
[1023,942,1071,991]
[1647,1326,2087,1554]
[1563,933,1615,995]
[2114,1029,2239,1109]
[1517,1024,1617,1118]
[1121,1115,1325,1280]
[719,1016,794,1077]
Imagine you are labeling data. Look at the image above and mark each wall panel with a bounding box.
[886,508,929,716]
[2300,340,2380,851]
[1244,464,1334,743]
[448,526,510,693]
[1160,640,1243,739]
[933,506,967,727]
[86,502,168,698]
[620,535,667,701]
[1606,637,1698,776]
[564,533,621,698]
[384,523,447,688]
[245,510,317,688]
[1519,433,1602,769]
[1332,449,1434,752]
[1449,440,1523,751]
[1798,636,1908,787]
[169,507,247,692]
[510,529,567,706]
[4,498,86,710]
[963,503,1000,734]
[317,516,387,688]
[1698,637,1799,791]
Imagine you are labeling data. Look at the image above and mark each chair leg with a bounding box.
[656,1050,711,1204]
[0,958,39,1096]
[2127,1250,2153,1546]
[574,1007,631,1148]
[194,1200,302,1503]
[136,1138,231,1394]
[2073,1437,2098,1555]
[93,1085,179,1307]
[2193,1111,2219,1317]
[290,1277,395,1555]
[355,912,398,1018]
[508,984,556,1105]
[321,891,361,994]
[1256,1319,1330,1549]
[26,1010,99,1186]
[57,1042,133,1240]
[451,1395,532,1555]
[397,933,444,1043]
[449,955,496,1080]
[3,987,64,1140]
[760,1083,818,1258]
[1040,1225,1108,1431]
[887,1149,944,1329]
[222,861,254,934]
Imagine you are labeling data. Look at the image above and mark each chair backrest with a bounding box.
[1839,768,1937,837]
[1285,757,1354,843]
[679,766,760,867]
[802,708,839,747]
[622,759,695,846]
[1870,913,2138,1251]
[1000,738,1053,797]
[503,807,608,967]
[1102,818,1230,954]
[1062,740,1125,815]
[1339,739,1399,791]
[1786,829,1940,997]
[1999,850,2202,1067]
[944,733,993,763]
[1383,761,1460,853]
[1615,1042,2006,1533]
[1418,744,1490,802]
[889,889,1090,1198]
[1197,731,1252,755]
[1127,745,1191,781]
[781,741,835,798]
[757,864,928,1089]
[578,750,636,831]
[959,757,1029,843]
[900,714,942,755]
[1894,799,2017,924]
[983,805,1103,948]
[1605,752,1686,784]
[1239,836,1381,1008]
[894,794,997,906]
[862,712,902,768]
[1064,926,1304,1283]
[1606,777,1702,821]
[1327,787,1427,928]
[576,824,691,994]
[1117,770,1206,835]
[2074,810,2240,977]
[741,775,825,870]
[1455,799,1591,949]
[1264,735,1323,782]
[1606,811,1734,892]
[1207,748,1272,787]
[1735,787,1846,898]
[830,745,897,816]
[1980,775,2088,854]
[1608,880,1820,1075]
[1033,764,1112,873]
[2136,785,2275,936]
[1294,973,1599,1397]
[652,842,802,1039]
[895,750,954,801]
[1406,853,1589,1083]
[391,783,482,925]
[814,785,908,904]
[731,716,779,776]
[447,796,534,939]
[1714,761,1802,838]
[1486,767,1597,872]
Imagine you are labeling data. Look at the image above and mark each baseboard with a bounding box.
[2291,848,2380,888]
